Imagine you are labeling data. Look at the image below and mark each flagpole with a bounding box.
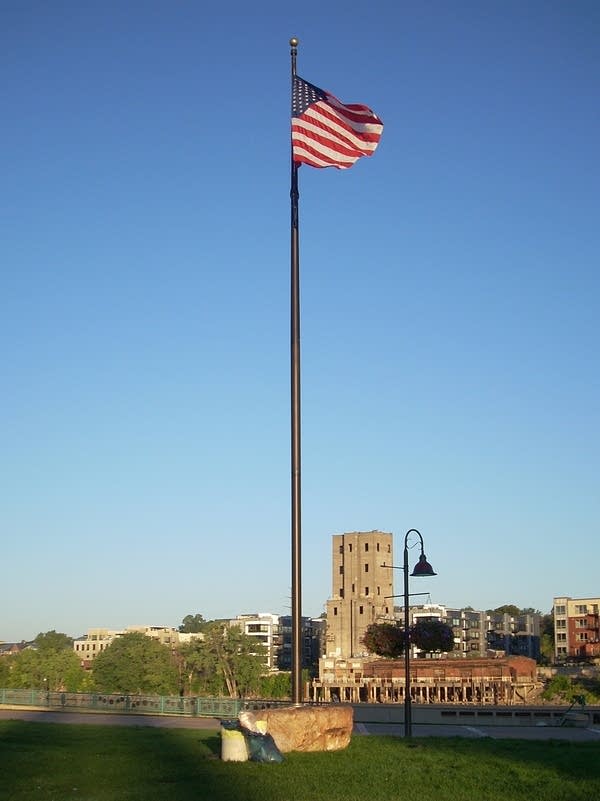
[289,36,302,706]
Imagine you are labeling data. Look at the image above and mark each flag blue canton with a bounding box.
[292,77,326,116]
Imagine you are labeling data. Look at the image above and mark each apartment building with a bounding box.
[73,625,194,668]
[553,596,600,662]
[73,628,121,666]
[486,610,540,660]
[229,613,281,671]
[277,615,325,673]
[409,605,486,657]
[230,613,325,673]
[398,604,540,660]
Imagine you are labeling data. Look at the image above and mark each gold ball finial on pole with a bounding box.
[290,37,299,48]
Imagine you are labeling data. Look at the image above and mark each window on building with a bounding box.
[339,545,343,554]
[376,543,380,552]
[365,543,369,552]
[365,587,369,596]
[333,607,338,616]
[556,619,566,628]
[576,619,587,628]
[557,633,567,642]
[349,543,352,552]
[340,588,344,598]
[576,605,588,614]
[352,583,355,593]
[555,605,566,615]
[377,586,381,595]
[359,606,364,615]
[387,544,391,553]
[339,565,344,574]
[364,563,369,572]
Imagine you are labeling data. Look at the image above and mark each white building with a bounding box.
[229,613,281,671]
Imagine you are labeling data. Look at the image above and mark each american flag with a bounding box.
[291,75,383,169]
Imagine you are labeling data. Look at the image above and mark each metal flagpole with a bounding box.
[289,36,302,705]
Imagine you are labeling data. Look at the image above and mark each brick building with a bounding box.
[553,596,600,661]
[311,654,539,704]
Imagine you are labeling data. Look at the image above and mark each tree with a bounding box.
[177,638,223,696]
[539,613,555,664]
[259,672,292,699]
[0,658,9,686]
[201,623,267,698]
[362,623,405,658]
[178,614,208,634]
[34,631,73,652]
[489,605,521,617]
[7,644,85,691]
[540,614,554,637]
[92,633,179,695]
[177,623,268,698]
[410,620,454,654]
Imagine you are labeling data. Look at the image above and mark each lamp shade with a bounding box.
[411,552,437,577]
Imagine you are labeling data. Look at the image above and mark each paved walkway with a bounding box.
[0,708,219,729]
[3,707,600,742]
[355,720,600,741]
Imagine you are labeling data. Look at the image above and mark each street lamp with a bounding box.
[383,528,436,737]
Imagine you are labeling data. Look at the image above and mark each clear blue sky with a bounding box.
[2,1,599,642]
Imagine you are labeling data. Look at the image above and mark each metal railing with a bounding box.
[0,689,293,718]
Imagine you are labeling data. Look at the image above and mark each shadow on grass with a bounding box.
[0,718,295,801]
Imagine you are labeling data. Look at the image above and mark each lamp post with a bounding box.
[383,528,437,737]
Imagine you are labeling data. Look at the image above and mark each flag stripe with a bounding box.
[293,147,354,169]
[292,75,383,170]
[323,94,384,127]
[298,112,380,152]
[292,120,374,161]
[294,133,364,167]
[304,104,382,145]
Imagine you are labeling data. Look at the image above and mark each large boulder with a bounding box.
[239,705,353,753]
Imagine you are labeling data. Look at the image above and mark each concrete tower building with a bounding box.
[325,530,394,658]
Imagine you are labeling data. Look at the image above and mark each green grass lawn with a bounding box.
[1,720,599,801]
